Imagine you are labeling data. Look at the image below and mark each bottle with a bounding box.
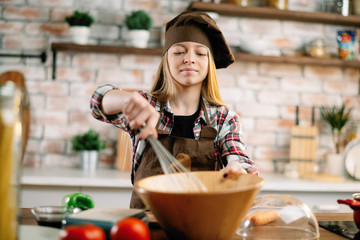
[0,81,27,240]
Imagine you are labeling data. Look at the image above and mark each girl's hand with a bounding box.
[123,92,160,139]
[222,161,247,180]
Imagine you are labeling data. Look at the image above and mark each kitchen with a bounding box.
[1,0,360,239]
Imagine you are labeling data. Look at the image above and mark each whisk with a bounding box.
[93,105,206,192]
[146,133,208,193]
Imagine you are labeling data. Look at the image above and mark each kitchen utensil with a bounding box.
[289,106,318,178]
[344,138,360,180]
[237,194,319,239]
[94,103,206,193]
[146,134,207,192]
[135,171,263,240]
[31,206,81,229]
[338,194,360,229]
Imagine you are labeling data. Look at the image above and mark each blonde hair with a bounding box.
[150,50,225,106]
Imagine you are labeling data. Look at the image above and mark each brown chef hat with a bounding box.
[164,11,235,69]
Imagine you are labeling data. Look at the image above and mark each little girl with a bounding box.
[91,11,258,208]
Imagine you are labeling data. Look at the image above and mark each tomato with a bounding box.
[110,217,150,240]
[59,224,106,240]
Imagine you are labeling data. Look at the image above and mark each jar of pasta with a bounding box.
[0,81,26,240]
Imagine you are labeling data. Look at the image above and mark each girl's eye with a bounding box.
[174,51,184,55]
[197,52,207,56]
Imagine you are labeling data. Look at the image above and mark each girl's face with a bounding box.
[167,41,209,89]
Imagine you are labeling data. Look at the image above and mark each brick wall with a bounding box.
[0,0,359,173]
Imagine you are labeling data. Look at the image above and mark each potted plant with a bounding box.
[320,103,352,176]
[125,10,153,48]
[71,129,105,171]
[65,10,94,45]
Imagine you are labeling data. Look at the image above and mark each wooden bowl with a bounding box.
[135,171,264,240]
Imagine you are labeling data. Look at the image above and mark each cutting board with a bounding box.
[116,130,132,171]
[290,125,318,178]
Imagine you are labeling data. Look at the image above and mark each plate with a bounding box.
[344,138,360,180]
[19,225,59,240]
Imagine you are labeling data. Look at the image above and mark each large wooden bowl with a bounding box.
[135,171,264,240]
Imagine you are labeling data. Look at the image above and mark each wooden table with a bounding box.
[20,208,354,239]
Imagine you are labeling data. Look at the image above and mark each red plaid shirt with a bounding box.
[91,84,258,183]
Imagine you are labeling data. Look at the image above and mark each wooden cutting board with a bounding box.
[289,125,318,178]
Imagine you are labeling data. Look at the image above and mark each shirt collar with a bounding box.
[161,97,210,125]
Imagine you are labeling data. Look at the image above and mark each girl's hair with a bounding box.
[150,50,225,106]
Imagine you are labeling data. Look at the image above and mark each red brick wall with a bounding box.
[0,0,359,173]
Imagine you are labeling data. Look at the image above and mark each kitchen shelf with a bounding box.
[50,42,360,79]
[188,1,360,27]
[50,42,163,79]
[235,52,360,68]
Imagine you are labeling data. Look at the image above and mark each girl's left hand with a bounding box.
[222,161,247,179]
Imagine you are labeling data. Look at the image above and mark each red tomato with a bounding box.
[110,217,150,240]
[59,224,106,240]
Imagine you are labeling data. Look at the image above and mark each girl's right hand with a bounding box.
[123,92,160,139]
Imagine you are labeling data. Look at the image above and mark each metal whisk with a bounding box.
[147,134,207,192]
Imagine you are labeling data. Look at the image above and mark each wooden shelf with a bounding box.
[235,52,360,68]
[188,2,360,27]
[51,43,163,56]
[50,42,360,79]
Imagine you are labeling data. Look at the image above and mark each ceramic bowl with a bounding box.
[135,171,264,240]
[31,206,81,228]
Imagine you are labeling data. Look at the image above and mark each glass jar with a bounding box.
[222,0,251,7]
[266,0,288,10]
[306,39,326,58]
[0,81,26,240]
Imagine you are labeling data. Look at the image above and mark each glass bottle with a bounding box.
[0,81,27,240]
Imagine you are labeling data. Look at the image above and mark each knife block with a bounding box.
[289,126,318,178]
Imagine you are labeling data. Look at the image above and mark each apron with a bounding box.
[130,106,218,209]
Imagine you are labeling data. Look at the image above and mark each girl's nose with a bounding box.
[184,57,195,64]
[184,51,195,64]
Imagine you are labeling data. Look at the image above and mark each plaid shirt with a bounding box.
[91,84,258,183]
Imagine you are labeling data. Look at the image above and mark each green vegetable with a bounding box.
[62,192,94,210]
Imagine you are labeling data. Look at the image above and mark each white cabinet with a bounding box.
[21,185,132,208]
[20,168,133,208]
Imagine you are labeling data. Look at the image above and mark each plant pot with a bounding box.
[127,30,150,48]
[326,152,346,177]
[69,26,91,45]
[80,150,99,172]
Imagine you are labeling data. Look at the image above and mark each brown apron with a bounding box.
[130,107,218,209]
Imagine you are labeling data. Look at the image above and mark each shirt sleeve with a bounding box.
[218,112,259,175]
[90,84,131,132]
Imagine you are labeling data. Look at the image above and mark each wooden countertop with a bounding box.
[20,208,354,239]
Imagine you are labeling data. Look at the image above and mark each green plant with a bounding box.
[125,10,152,30]
[320,103,352,154]
[71,129,105,152]
[65,10,94,27]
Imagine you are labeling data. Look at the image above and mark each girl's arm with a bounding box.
[102,89,160,139]
[217,111,258,176]
[91,84,160,139]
